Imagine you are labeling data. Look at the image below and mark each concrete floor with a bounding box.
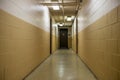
[25,49,97,80]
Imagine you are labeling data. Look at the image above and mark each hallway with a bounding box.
[24,49,97,80]
[0,0,120,80]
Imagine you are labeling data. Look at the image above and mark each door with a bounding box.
[76,18,78,54]
[50,18,52,54]
[59,29,68,49]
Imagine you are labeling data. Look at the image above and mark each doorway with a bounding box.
[50,18,52,54]
[59,29,68,49]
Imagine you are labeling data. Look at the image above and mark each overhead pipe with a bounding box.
[56,0,64,25]
[62,0,65,26]
[72,0,82,26]
[39,2,77,6]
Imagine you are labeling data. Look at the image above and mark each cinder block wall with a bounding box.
[78,6,120,80]
[51,17,58,53]
[72,19,77,52]
[0,10,50,80]
[52,35,58,53]
[72,35,76,52]
[68,37,72,48]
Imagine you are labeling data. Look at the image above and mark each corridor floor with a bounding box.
[25,49,97,80]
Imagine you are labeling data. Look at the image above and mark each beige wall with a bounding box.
[0,1,50,80]
[78,6,120,80]
[68,27,72,49]
[72,35,76,52]
[68,37,72,48]
[72,19,76,52]
[51,18,58,53]
[52,34,58,53]
[0,0,50,32]
[77,0,120,31]
[0,9,50,80]
[76,0,120,79]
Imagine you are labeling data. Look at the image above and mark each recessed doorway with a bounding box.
[59,29,68,49]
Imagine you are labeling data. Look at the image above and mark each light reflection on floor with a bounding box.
[25,49,97,80]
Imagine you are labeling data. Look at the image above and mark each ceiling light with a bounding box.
[52,6,60,10]
[71,16,75,19]
[59,24,63,26]
[58,23,63,26]
[67,17,72,21]
[66,16,75,21]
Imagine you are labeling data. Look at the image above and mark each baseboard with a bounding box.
[77,54,99,80]
[23,54,51,80]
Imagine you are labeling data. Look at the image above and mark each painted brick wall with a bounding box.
[72,19,77,52]
[0,10,50,80]
[78,6,120,80]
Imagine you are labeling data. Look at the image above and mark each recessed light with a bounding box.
[58,23,63,26]
[52,6,60,10]
[67,17,72,21]
[59,24,63,26]
[66,16,75,21]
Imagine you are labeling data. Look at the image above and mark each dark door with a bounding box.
[50,18,52,54]
[76,18,78,54]
[59,29,68,49]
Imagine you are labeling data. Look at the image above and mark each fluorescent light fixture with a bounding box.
[58,23,63,26]
[67,17,72,21]
[66,16,75,21]
[52,6,60,10]
[59,23,63,26]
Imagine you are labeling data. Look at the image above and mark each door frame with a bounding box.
[76,17,78,54]
[59,28,68,49]
[50,17,52,54]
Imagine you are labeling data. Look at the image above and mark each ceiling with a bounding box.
[37,0,82,27]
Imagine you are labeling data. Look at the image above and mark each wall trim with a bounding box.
[77,55,99,80]
[23,54,51,80]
